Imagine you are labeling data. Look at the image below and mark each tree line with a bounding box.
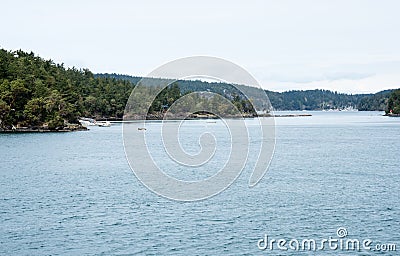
[0,49,133,129]
[101,73,397,112]
[386,89,400,115]
[1,48,399,130]
[0,49,255,130]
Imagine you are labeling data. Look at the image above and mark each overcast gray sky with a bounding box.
[1,0,399,93]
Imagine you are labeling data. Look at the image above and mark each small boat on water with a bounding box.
[97,121,111,127]
[79,118,111,128]
[79,118,97,127]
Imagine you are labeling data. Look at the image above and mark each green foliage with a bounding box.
[0,48,397,131]
[149,83,181,112]
[358,90,392,111]
[386,89,400,114]
[47,114,64,130]
[0,48,134,129]
[0,99,10,126]
[101,73,392,112]
[23,97,46,125]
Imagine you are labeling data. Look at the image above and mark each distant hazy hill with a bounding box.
[96,73,393,111]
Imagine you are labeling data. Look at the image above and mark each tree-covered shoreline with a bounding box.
[386,89,400,116]
[0,49,133,130]
[1,48,399,131]
[0,49,255,130]
[98,73,396,112]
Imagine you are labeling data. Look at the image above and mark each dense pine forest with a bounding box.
[1,48,399,130]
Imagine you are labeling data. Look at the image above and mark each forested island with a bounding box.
[1,48,399,131]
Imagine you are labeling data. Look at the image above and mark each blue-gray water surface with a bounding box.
[1,111,399,255]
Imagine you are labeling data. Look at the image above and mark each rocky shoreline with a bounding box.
[0,113,314,133]
[385,113,400,117]
[0,125,88,133]
[122,112,312,120]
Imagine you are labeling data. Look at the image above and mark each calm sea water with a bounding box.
[1,111,399,255]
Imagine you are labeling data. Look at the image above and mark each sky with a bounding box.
[1,0,399,94]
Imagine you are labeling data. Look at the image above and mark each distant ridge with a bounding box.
[96,73,394,111]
